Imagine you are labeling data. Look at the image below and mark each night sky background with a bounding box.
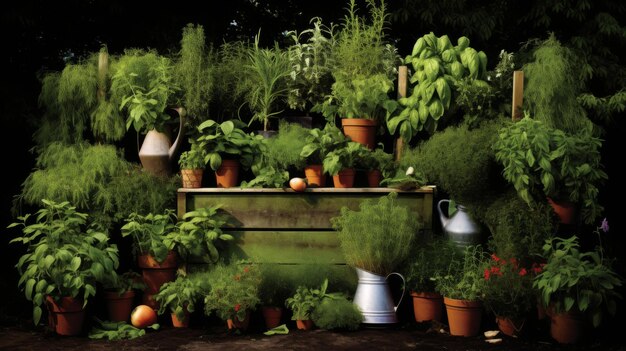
[1,0,624,338]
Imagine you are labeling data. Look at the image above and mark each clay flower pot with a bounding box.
[366,169,382,187]
[444,297,483,337]
[262,306,283,329]
[296,319,314,330]
[550,309,586,344]
[496,316,525,337]
[411,291,443,322]
[138,251,178,310]
[304,165,326,187]
[181,169,203,188]
[215,159,240,188]
[227,311,251,331]
[341,118,377,150]
[45,296,86,336]
[104,290,135,322]
[332,168,356,188]
[547,197,577,224]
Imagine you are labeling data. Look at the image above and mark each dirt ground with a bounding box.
[1,313,625,351]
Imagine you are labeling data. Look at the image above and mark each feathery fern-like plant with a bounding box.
[331,192,421,275]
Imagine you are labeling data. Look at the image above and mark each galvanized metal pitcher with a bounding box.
[353,268,405,324]
[437,199,482,249]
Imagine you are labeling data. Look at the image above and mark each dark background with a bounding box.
[1,0,624,337]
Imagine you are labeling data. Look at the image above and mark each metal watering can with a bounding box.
[437,199,483,249]
[353,268,405,325]
[138,107,185,177]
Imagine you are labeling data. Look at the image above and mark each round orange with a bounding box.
[289,177,307,192]
[130,304,158,328]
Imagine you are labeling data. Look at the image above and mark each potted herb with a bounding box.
[357,145,394,187]
[323,141,369,188]
[196,119,257,188]
[299,124,349,187]
[404,237,461,322]
[245,32,291,134]
[8,200,120,335]
[285,279,333,330]
[386,32,488,143]
[154,274,204,328]
[434,245,487,337]
[202,263,262,331]
[178,141,206,188]
[331,192,421,324]
[102,271,145,323]
[314,0,399,149]
[481,254,539,337]
[286,17,336,116]
[534,234,622,344]
[111,50,185,176]
[258,265,292,329]
[175,205,234,265]
[120,210,179,309]
[493,115,607,224]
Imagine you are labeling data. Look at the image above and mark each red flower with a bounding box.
[491,253,500,262]
[490,266,502,276]
[234,304,241,312]
[519,268,528,276]
[484,268,491,280]
[509,257,519,269]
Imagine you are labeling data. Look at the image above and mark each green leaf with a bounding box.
[428,100,444,119]
[209,153,222,171]
[25,279,36,299]
[70,257,81,271]
[220,121,234,135]
[411,38,425,56]
[564,296,575,311]
[33,306,42,326]
[423,59,441,82]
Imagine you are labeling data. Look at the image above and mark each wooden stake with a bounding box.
[395,66,408,161]
[511,71,524,121]
[97,50,109,101]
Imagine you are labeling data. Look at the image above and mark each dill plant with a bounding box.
[331,192,421,275]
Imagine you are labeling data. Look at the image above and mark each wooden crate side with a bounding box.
[186,192,433,230]
[224,230,344,264]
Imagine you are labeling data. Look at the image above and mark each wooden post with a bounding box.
[97,50,108,101]
[511,71,524,121]
[395,66,408,161]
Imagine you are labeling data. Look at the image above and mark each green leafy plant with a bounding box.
[434,245,487,301]
[246,32,291,131]
[313,0,399,123]
[120,210,178,263]
[178,142,206,170]
[202,263,262,321]
[300,124,348,165]
[88,318,159,340]
[8,200,120,325]
[102,270,145,295]
[285,279,333,321]
[331,192,422,275]
[91,48,127,143]
[483,189,555,261]
[196,119,256,171]
[522,34,592,134]
[482,253,539,320]
[358,145,394,176]
[176,205,234,263]
[154,275,202,321]
[311,295,362,331]
[286,17,337,112]
[261,121,310,171]
[175,23,212,127]
[323,141,369,176]
[240,166,289,188]
[379,166,427,190]
[386,32,488,142]
[399,119,505,205]
[493,116,607,223]
[533,235,622,327]
[111,50,179,134]
[404,237,462,293]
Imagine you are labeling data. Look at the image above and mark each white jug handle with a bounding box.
[386,272,406,312]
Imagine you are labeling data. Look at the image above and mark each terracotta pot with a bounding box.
[304,165,326,187]
[227,311,251,331]
[104,290,135,322]
[138,251,178,309]
[181,169,203,188]
[550,309,586,344]
[411,292,443,322]
[262,306,283,329]
[547,197,577,224]
[332,168,356,188]
[341,118,377,150]
[171,309,191,328]
[45,296,86,336]
[496,316,525,337]
[444,297,483,337]
[215,159,240,188]
[296,319,314,330]
[366,169,382,187]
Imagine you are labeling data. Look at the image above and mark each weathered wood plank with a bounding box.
[181,188,434,230]
[225,230,344,264]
